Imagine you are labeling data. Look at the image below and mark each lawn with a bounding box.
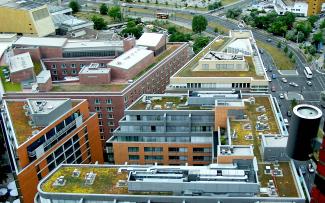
[74,12,115,24]
[221,0,241,5]
[208,22,230,34]
[33,62,43,75]
[257,40,294,70]
[0,67,22,92]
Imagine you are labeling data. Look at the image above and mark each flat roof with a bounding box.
[108,46,153,70]
[79,63,110,74]
[201,52,244,61]
[262,135,288,147]
[0,0,43,10]
[14,37,67,47]
[219,145,254,156]
[63,40,123,49]
[9,52,33,73]
[27,98,69,115]
[227,38,253,54]
[36,70,51,84]
[136,32,165,47]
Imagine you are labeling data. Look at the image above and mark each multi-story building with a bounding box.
[0,98,104,203]
[273,0,308,16]
[0,0,55,36]
[3,38,192,158]
[108,91,289,164]
[307,0,325,15]
[167,30,269,93]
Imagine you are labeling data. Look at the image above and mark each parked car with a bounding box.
[308,163,315,173]
[271,86,276,92]
[268,67,273,72]
[289,82,299,87]
[307,81,312,86]
[259,49,264,54]
[279,93,284,99]
[287,110,292,117]
[281,78,288,83]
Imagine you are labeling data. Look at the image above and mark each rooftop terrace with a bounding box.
[50,83,128,92]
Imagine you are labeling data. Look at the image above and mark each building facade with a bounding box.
[0,98,103,203]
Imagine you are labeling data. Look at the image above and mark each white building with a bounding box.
[273,0,308,16]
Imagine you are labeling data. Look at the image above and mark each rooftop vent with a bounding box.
[53,176,66,187]
[72,169,80,177]
[116,180,127,187]
[85,171,96,185]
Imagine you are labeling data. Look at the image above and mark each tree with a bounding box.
[192,15,207,33]
[214,27,219,33]
[284,46,288,53]
[208,1,222,10]
[308,45,316,55]
[146,0,149,3]
[165,1,168,5]
[226,9,242,19]
[193,36,209,53]
[168,26,177,34]
[277,41,282,48]
[320,20,325,29]
[288,51,293,58]
[169,32,191,42]
[121,21,143,38]
[291,99,298,110]
[312,32,323,45]
[69,0,80,13]
[109,6,122,21]
[155,0,158,4]
[99,4,108,15]
[91,15,108,30]
[308,15,319,27]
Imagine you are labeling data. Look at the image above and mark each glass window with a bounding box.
[129,155,139,160]
[106,99,112,104]
[128,147,139,152]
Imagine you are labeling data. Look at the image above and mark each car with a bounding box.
[268,78,272,82]
[259,49,264,54]
[284,118,289,127]
[279,93,284,99]
[268,67,273,72]
[271,86,276,92]
[307,81,312,86]
[289,82,299,87]
[266,38,272,42]
[308,163,315,173]
[287,110,292,117]
[272,73,277,79]
[300,165,307,174]
[281,78,288,83]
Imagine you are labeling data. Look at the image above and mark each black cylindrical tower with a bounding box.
[286,104,322,161]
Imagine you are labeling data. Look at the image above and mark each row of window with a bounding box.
[94,98,112,104]
[98,113,114,119]
[95,106,113,112]
[128,155,211,161]
[128,147,211,153]
[99,120,114,126]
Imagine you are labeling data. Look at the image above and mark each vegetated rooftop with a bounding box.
[6,101,43,145]
[130,95,206,111]
[50,83,128,92]
[41,166,172,195]
[0,67,22,92]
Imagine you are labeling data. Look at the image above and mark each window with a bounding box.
[110,128,114,132]
[52,70,57,75]
[100,63,105,67]
[106,99,112,104]
[129,155,139,160]
[51,64,57,69]
[108,121,114,126]
[72,69,77,74]
[107,107,113,112]
[95,107,101,112]
[136,115,141,120]
[144,147,163,152]
[61,64,66,69]
[151,126,156,132]
[71,64,76,68]
[94,98,100,104]
[108,114,114,119]
[99,120,103,126]
[62,70,67,75]
[128,147,139,152]
[202,64,209,70]
[145,155,163,160]
[98,113,102,119]
[100,128,104,133]
[80,64,85,68]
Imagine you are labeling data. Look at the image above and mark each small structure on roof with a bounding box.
[136,32,167,56]
[9,52,35,83]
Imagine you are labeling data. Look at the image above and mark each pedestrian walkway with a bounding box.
[278,70,298,76]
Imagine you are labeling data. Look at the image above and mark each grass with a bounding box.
[0,67,22,92]
[128,7,155,15]
[42,166,129,194]
[132,45,179,80]
[131,96,187,110]
[33,62,42,75]
[257,40,294,70]
[6,101,42,145]
[221,0,241,5]
[74,12,115,24]
[51,83,127,92]
[208,22,230,34]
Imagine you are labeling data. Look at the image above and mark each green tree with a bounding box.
[291,99,298,110]
[99,4,108,15]
[208,1,222,10]
[155,0,158,4]
[91,15,108,30]
[288,51,293,58]
[214,27,219,33]
[109,6,122,21]
[69,0,80,13]
[165,1,168,5]
[294,21,312,38]
[167,26,177,34]
[146,0,149,3]
[308,15,319,27]
[320,20,325,29]
[226,9,242,19]
[193,36,209,53]
[312,32,323,45]
[284,46,288,53]
[192,15,208,33]
[169,32,191,42]
[277,41,282,48]
[121,21,143,38]
[308,45,316,55]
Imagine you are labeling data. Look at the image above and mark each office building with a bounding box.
[167,30,269,93]
[0,98,104,203]
[0,0,55,36]
[307,0,325,15]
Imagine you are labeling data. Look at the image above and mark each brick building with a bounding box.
[0,98,103,203]
[4,42,192,160]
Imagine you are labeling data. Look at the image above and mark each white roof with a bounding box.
[14,37,67,47]
[227,38,253,54]
[36,70,51,84]
[0,42,12,59]
[79,63,110,74]
[108,47,153,70]
[9,52,33,73]
[136,33,165,48]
